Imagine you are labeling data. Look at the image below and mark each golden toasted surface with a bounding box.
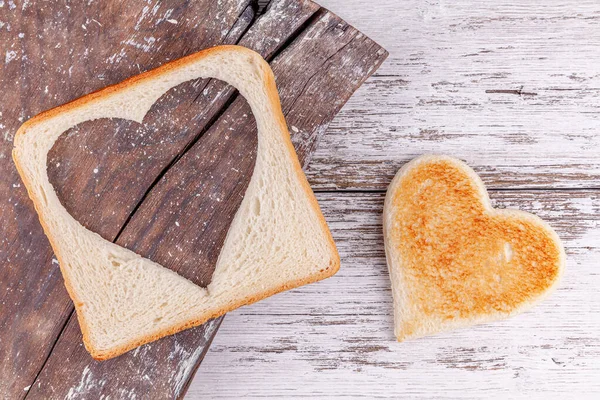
[386,156,564,339]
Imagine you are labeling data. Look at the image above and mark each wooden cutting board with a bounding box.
[0,0,387,398]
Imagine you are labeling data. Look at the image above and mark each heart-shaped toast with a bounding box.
[13,46,339,360]
[383,155,565,341]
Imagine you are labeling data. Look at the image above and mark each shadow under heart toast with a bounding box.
[48,78,257,286]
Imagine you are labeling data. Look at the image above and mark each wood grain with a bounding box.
[0,1,388,399]
[191,191,600,399]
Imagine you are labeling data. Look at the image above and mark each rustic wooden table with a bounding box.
[188,0,600,398]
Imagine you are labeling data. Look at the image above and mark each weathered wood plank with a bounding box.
[0,0,253,397]
[190,190,600,398]
[305,0,600,191]
[15,1,320,399]
[24,4,387,400]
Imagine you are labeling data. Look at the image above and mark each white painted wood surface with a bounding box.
[188,1,600,398]
[307,0,600,191]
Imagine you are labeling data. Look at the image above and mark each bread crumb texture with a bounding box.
[387,156,563,340]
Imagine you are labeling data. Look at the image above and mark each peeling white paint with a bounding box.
[5,50,16,64]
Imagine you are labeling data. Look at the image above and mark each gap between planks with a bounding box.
[312,187,600,193]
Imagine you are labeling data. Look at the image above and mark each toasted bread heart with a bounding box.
[384,155,565,341]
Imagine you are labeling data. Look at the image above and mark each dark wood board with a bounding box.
[0,0,387,398]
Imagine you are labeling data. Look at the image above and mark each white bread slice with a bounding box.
[12,45,340,360]
[383,155,565,341]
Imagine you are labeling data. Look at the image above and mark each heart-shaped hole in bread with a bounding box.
[47,78,256,287]
[13,46,339,360]
[384,155,565,341]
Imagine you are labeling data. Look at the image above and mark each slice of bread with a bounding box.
[12,45,340,360]
[384,155,565,341]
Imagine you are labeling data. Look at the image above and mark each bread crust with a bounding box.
[13,45,340,360]
[383,155,565,341]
